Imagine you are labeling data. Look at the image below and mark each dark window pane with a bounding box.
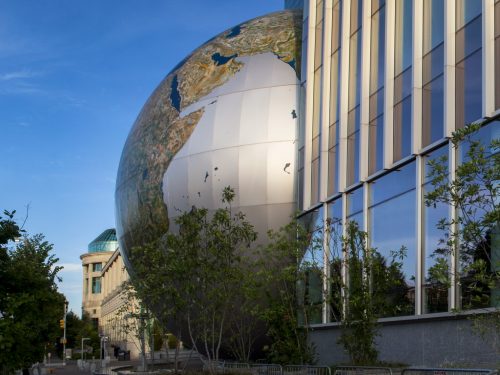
[369,114,385,175]
[456,0,482,29]
[347,106,360,185]
[394,96,412,161]
[423,42,444,84]
[330,50,341,124]
[422,74,444,147]
[347,186,363,216]
[369,162,417,317]
[456,49,482,128]
[422,146,449,313]
[349,31,362,109]
[327,199,343,322]
[394,67,412,104]
[331,0,342,53]
[312,157,320,204]
[423,0,445,53]
[371,161,415,206]
[298,207,324,324]
[350,0,363,34]
[496,35,500,110]
[370,5,386,94]
[456,15,481,63]
[395,0,413,74]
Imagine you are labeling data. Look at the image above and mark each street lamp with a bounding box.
[100,336,108,369]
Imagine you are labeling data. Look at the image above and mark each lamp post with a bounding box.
[100,336,108,369]
[62,301,68,366]
[81,338,90,362]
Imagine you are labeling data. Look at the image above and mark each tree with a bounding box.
[0,211,65,375]
[56,311,100,359]
[129,187,258,373]
[425,122,499,354]
[256,218,316,365]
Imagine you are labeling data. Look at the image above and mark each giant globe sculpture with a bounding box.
[115,10,302,273]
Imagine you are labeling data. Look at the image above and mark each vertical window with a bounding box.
[92,262,102,272]
[347,186,363,227]
[455,1,482,128]
[327,199,343,322]
[347,0,363,186]
[422,0,445,147]
[312,0,324,204]
[369,162,417,317]
[298,207,324,325]
[393,0,413,161]
[328,0,342,196]
[84,278,89,295]
[457,122,500,310]
[369,0,386,175]
[92,277,101,294]
[495,0,500,110]
[422,146,449,313]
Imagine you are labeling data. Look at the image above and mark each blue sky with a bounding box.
[0,0,284,314]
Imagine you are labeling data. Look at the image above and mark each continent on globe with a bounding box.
[115,10,302,275]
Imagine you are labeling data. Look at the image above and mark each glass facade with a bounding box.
[369,162,416,317]
[328,0,342,196]
[422,145,449,313]
[422,0,444,147]
[327,198,343,322]
[393,0,413,161]
[298,0,498,325]
[455,1,482,128]
[298,207,324,325]
[347,0,363,186]
[311,0,324,203]
[495,0,500,110]
[369,0,386,175]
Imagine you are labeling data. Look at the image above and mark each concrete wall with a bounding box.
[310,313,499,368]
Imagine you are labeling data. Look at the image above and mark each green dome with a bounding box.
[88,228,118,253]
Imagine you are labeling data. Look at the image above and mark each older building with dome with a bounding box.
[80,229,118,328]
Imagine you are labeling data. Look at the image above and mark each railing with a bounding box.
[334,366,393,375]
[284,365,332,375]
[250,364,283,375]
[401,368,498,375]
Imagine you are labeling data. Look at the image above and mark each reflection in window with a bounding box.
[422,0,444,147]
[394,0,413,162]
[456,122,500,309]
[347,2,362,186]
[422,146,449,313]
[311,0,324,205]
[328,1,342,196]
[495,0,500,109]
[456,0,482,29]
[327,199,343,322]
[369,1,386,175]
[456,10,482,128]
[347,186,363,228]
[298,207,324,324]
[369,162,416,317]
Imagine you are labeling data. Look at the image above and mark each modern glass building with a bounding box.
[291,0,499,366]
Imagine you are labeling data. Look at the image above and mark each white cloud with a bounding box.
[0,69,38,81]
[59,263,81,273]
